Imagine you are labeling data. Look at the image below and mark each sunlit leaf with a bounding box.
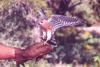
[80,32,92,40]
[83,44,94,50]
[87,38,99,44]
[94,55,100,62]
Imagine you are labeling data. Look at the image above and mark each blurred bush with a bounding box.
[0,0,100,67]
[0,0,38,67]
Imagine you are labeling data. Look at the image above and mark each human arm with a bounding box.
[0,42,53,67]
[0,44,15,59]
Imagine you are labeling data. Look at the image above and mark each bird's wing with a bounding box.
[47,15,83,31]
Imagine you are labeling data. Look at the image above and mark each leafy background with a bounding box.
[0,0,100,67]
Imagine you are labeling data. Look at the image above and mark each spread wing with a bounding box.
[38,8,83,46]
[48,15,83,31]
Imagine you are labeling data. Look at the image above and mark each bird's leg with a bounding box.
[44,30,52,45]
[39,36,44,39]
[39,31,46,40]
[39,31,48,45]
[44,41,48,45]
[42,31,46,39]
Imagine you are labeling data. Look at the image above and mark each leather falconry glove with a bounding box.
[15,42,53,67]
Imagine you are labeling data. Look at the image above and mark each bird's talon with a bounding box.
[39,36,45,39]
[44,41,47,45]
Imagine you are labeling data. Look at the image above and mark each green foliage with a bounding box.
[0,0,36,47]
[0,1,37,66]
[94,54,100,62]
[0,0,11,8]
[0,0,100,67]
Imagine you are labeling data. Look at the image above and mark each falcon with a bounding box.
[37,8,83,46]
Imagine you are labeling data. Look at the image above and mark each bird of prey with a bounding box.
[37,8,83,46]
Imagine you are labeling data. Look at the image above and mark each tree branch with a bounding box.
[76,27,100,35]
[68,1,82,10]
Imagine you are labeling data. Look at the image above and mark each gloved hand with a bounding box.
[15,42,53,67]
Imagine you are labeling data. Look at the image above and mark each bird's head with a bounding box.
[38,8,48,20]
